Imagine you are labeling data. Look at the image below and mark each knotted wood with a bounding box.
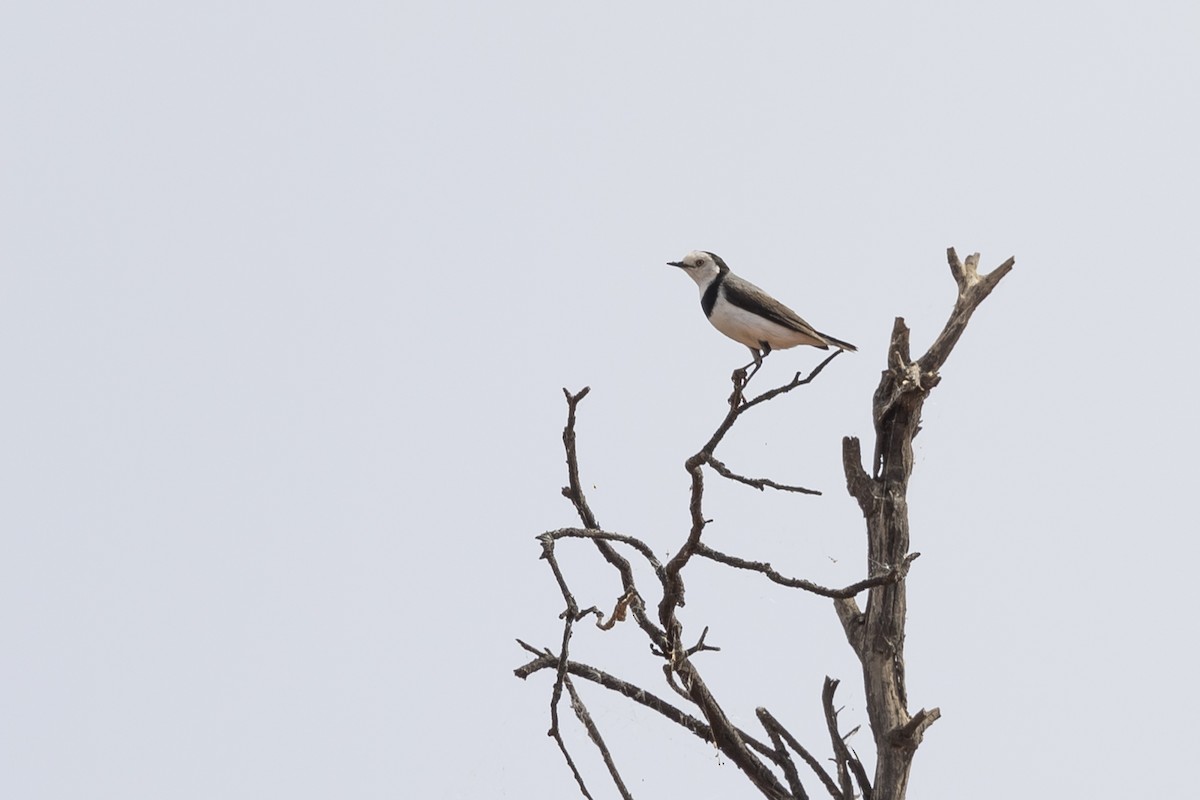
[838,249,1012,799]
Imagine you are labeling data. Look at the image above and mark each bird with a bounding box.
[668,250,856,372]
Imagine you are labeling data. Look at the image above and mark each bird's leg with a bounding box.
[740,347,764,384]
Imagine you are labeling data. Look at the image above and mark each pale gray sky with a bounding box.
[2,2,1196,798]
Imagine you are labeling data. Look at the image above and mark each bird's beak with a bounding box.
[667,261,685,268]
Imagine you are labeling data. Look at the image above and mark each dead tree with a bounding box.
[515,248,1013,800]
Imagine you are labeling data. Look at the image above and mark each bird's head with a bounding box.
[667,250,726,287]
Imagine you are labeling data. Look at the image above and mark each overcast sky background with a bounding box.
[3,2,1197,798]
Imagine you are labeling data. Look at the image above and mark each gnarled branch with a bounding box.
[841,248,1012,797]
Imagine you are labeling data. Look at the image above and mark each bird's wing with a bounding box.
[722,276,827,340]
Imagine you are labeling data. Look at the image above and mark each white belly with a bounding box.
[708,299,824,350]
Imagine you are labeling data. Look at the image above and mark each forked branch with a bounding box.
[839,248,1011,798]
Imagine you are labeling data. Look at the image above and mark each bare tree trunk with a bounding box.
[838,249,1013,798]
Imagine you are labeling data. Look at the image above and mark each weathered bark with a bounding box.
[837,249,1012,799]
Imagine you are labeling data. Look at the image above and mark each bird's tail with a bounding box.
[819,332,857,352]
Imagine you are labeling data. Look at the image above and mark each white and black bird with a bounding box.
[668,250,856,371]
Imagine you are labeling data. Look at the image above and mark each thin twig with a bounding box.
[760,716,807,800]
[564,676,634,800]
[684,626,721,657]
[846,745,872,800]
[521,650,785,768]
[539,536,593,796]
[540,528,665,576]
[561,387,599,530]
[757,707,841,799]
[820,678,872,799]
[516,650,712,743]
[696,544,920,599]
[743,350,843,410]
[821,678,855,799]
[706,455,821,495]
[560,388,668,650]
[550,726,594,800]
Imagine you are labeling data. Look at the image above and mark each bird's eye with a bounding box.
[695,256,706,265]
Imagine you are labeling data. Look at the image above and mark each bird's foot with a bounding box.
[729,363,760,406]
